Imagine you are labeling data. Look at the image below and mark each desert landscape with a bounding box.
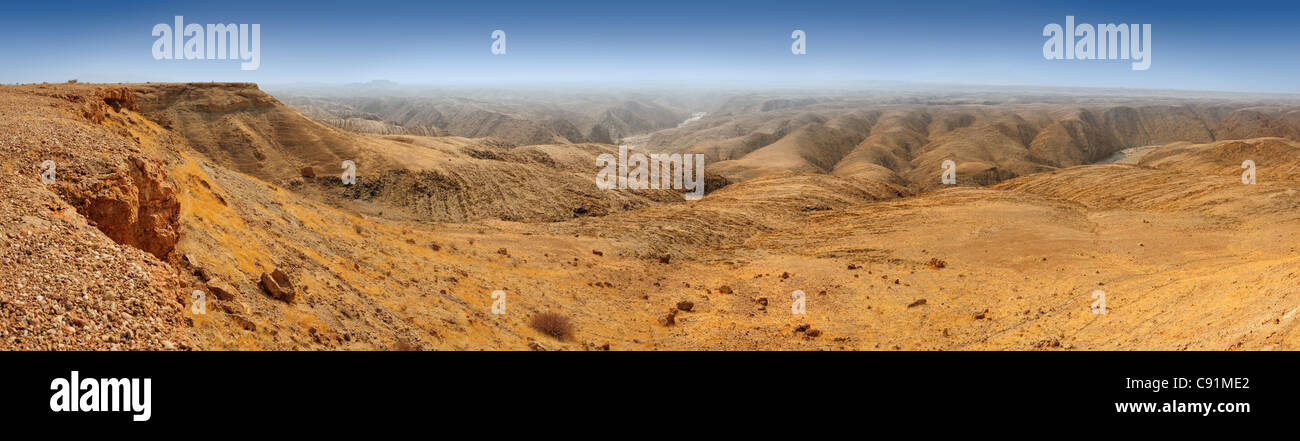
[3,81,1300,350]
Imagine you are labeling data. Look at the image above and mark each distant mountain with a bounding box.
[275,87,702,147]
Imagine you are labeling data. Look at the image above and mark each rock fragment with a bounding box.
[659,309,678,326]
[260,269,297,303]
[205,277,238,301]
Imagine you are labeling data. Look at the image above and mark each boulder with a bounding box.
[260,269,296,303]
[205,278,237,301]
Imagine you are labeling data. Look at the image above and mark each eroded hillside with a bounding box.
[4,82,1299,350]
[638,95,1300,193]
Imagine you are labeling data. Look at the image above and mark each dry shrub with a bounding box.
[928,258,947,269]
[530,312,574,341]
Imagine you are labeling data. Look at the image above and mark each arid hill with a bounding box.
[0,84,192,349]
[135,83,710,223]
[634,94,1300,192]
[4,82,1300,351]
[276,88,698,147]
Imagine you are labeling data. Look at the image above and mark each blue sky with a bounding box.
[1,0,1297,92]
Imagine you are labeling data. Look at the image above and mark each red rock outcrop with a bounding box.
[55,87,137,123]
[68,156,180,262]
[260,268,297,303]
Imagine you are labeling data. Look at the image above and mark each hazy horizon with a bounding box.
[256,78,1300,98]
